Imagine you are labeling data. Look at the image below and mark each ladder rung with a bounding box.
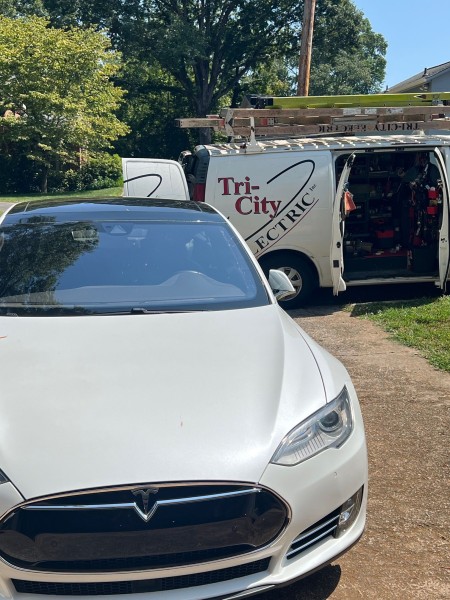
[220,106,450,119]
[175,100,450,138]
[248,92,450,109]
[175,117,224,129]
[230,119,450,137]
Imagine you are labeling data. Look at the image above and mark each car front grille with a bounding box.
[12,558,271,596]
[0,484,287,573]
[286,508,340,560]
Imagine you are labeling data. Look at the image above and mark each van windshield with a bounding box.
[0,219,269,315]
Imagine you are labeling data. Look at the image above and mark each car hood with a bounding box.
[0,306,328,500]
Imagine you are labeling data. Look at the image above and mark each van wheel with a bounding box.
[259,253,317,309]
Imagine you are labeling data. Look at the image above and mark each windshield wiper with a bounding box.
[0,305,205,316]
[0,305,93,316]
[129,307,205,314]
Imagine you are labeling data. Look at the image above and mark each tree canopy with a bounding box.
[309,0,387,95]
[0,15,128,191]
[35,1,386,143]
[4,1,387,170]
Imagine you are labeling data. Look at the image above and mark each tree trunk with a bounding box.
[40,166,49,193]
[198,127,212,145]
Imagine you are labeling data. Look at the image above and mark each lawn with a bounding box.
[0,187,123,204]
[351,295,450,372]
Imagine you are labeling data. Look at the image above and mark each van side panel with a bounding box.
[122,159,189,200]
[204,151,334,287]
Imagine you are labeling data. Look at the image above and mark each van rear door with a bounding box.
[434,148,450,289]
[331,154,355,295]
[122,158,189,200]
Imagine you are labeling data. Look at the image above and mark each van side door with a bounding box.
[331,154,355,295]
[434,148,450,289]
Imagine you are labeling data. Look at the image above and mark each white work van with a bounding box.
[122,158,189,200]
[179,134,450,307]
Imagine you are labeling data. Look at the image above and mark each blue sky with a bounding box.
[352,0,450,89]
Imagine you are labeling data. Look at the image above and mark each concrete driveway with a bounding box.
[0,202,15,214]
[261,305,449,600]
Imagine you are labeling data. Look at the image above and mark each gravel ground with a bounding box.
[261,305,449,600]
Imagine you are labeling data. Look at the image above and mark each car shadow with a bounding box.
[287,281,442,319]
[261,564,341,599]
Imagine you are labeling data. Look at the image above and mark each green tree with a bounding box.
[0,16,128,192]
[28,0,386,149]
[309,0,387,95]
[234,58,294,107]
[112,58,194,160]
[242,0,387,97]
[0,0,45,16]
[35,0,301,143]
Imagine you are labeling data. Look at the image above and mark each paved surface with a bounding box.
[0,202,15,214]
[261,305,449,600]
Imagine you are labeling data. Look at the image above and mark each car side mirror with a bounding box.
[268,269,296,301]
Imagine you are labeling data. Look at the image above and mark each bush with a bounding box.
[0,151,123,194]
[61,153,123,192]
[0,154,41,194]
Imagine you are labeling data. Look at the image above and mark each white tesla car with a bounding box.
[0,198,367,600]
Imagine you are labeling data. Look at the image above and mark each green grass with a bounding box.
[351,295,450,371]
[0,187,123,203]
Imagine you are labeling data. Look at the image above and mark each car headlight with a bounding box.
[271,386,353,466]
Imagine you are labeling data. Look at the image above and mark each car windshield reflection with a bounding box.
[0,220,269,315]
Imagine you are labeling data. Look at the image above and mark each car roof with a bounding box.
[3,197,223,225]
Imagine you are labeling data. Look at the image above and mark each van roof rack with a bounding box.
[176,92,450,141]
[244,92,450,109]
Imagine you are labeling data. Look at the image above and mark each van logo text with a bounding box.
[218,176,281,219]
[218,160,319,255]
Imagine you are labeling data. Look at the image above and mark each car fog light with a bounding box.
[335,486,364,537]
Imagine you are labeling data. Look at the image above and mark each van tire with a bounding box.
[259,252,318,309]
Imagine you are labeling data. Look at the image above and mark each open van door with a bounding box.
[122,158,189,200]
[331,154,355,295]
[434,149,450,289]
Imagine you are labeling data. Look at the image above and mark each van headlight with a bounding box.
[271,387,353,466]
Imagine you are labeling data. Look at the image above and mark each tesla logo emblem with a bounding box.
[131,488,159,522]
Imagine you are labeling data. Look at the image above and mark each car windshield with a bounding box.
[0,218,269,315]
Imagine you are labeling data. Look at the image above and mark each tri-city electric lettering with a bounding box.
[218,176,281,219]
[317,122,420,134]
[253,187,317,251]
[217,160,319,255]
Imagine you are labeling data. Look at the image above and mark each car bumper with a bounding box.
[0,399,367,600]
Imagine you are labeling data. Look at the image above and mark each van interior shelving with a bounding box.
[336,150,442,281]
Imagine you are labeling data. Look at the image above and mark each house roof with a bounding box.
[388,61,450,93]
